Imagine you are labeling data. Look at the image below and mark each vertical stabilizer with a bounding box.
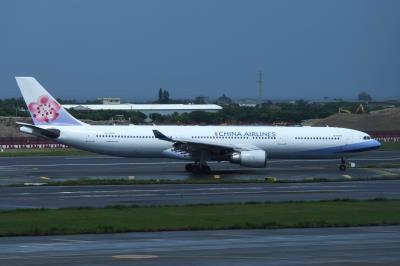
[15,77,85,126]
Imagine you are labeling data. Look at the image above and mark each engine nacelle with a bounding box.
[229,150,267,168]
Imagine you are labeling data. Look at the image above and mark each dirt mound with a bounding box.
[0,117,33,137]
[312,107,400,131]
[0,116,126,138]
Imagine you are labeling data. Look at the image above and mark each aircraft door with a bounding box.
[85,133,96,143]
[278,135,287,145]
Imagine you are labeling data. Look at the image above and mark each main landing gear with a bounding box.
[185,162,211,174]
[339,158,347,171]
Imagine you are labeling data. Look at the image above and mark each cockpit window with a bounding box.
[363,136,371,140]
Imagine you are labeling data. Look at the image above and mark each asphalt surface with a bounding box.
[0,152,399,266]
[0,226,399,266]
[0,179,400,210]
[0,151,399,186]
[0,150,398,209]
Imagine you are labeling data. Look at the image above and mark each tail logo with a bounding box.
[28,95,60,123]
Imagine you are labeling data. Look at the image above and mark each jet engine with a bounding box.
[229,150,267,168]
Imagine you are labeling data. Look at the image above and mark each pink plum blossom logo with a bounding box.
[28,95,60,123]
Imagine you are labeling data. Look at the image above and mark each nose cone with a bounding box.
[370,139,381,150]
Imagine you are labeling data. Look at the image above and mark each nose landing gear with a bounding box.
[339,158,347,171]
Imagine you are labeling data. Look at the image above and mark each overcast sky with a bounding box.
[0,0,399,101]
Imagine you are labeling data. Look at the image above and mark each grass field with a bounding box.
[380,141,400,151]
[0,199,399,236]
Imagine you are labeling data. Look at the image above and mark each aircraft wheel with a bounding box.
[185,163,211,174]
[201,165,211,173]
[339,164,346,171]
[185,163,195,172]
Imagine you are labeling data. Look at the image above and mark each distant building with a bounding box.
[216,94,233,105]
[96,97,121,105]
[63,103,222,115]
[238,103,257,107]
[237,99,258,107]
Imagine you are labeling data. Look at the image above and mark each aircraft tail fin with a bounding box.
[15,77,85,126]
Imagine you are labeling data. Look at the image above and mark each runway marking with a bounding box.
[4,183,398,197]
[51,238,95,243]
[56,189,377,199]
[5,184,375,196]
[369,169,398,177]
[112,254,159,259]
[64,156,117,160]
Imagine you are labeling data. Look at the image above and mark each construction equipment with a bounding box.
[355,104,365,114]
[338,107,351,114]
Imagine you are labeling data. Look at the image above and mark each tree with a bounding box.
[158,88,163,103]
[163,90,170,103]
[216,94,233,105]
[129,112,146,124]
[157,88,170,103]
[358,91,372,102]
[194,96,207,104]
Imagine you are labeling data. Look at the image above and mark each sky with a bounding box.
[0,0,399,101]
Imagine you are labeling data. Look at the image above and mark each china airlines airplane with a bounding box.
[15,77,381,173]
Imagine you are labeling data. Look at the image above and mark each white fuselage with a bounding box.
[48,125,380,161]
[14,77,381,167]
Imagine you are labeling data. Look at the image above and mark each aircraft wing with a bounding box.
[152,129,260,153]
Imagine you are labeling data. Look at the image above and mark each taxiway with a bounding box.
[0,226,399,266]
[0,151,398,186]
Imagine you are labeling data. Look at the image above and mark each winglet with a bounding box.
[153,130,173,142]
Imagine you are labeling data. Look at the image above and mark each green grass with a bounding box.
[380,141,400,151]
[0,148,93,157]
[0,199,399,236]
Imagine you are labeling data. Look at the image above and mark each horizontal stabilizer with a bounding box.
[17,122,60,139]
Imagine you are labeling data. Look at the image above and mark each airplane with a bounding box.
[15,77,381,173]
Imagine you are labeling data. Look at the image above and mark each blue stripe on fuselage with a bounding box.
[297,140,381,156]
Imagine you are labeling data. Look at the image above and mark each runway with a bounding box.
[0,151,399,186]
[0,179,399,210]
[0,150,398,209]
[0,226,399,265]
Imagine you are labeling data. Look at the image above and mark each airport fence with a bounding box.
[0,137,68,150]
[368,131,400,142]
